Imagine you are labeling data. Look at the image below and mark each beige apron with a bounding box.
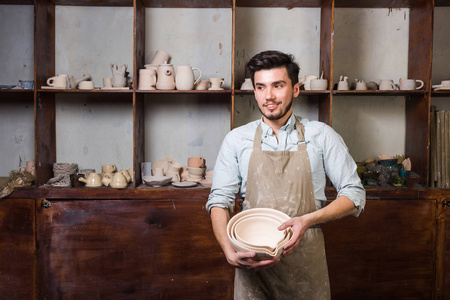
[234,119,330,300]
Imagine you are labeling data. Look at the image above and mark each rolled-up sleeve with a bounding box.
[206,132,242,214]
[321,124,366,217]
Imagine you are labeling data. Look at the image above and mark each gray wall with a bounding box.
[1,6,450,175]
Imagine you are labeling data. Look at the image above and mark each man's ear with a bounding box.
[293,83,300,97]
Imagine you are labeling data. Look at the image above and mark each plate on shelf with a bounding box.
[172,181,197,188]
[41,86,67,90]
[434,87,450,91]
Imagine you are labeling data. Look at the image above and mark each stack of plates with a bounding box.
[227,208,293,260]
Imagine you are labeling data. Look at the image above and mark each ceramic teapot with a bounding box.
[299,74,318,90]
[69,74,91,89]
[156,62,176,90]
[175,65,202,90]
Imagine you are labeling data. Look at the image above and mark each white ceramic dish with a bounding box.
[172,181,197,188]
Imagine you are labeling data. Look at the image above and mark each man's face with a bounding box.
[253,67,300,123]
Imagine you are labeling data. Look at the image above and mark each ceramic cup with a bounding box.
[167,161,182,174]
[139,69,156,90]
[310,79,327,90]
[103,77,112,88]
[47,76,67,88]
[209,78,225,90]
[153,167,165,177]
[399,79,424,90]
[379,79,397,90]
[188,157,206,168]
[166,171,181,183]
[195,80,209,90]
[150,50,171,65]
[18,160,35,176]
[102,164,117,173]
[240,78,253,90]
[128,168,134,182]
[187,166,206,179]
[120,169,131,182]
[141,162,152,178]
[101,173,113,186]
[78,81,95,90]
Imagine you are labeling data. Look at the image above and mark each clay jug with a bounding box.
[175,66,202,90]
[156,62,176,90]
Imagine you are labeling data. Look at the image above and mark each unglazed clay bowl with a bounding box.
[227,208,293,259]
[234,216,286,249]
[142,175,172,187]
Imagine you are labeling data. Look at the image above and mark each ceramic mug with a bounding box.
[299,75,318,90]
[399,79,424,90]
[188,157,206,168]
[18,160,35,176]
[379,79,397,90]
[102,173,113,186]
[103,77,112,88]
[150,50,171,65]
[139,69,156,90]
[141,162,152,178]
[120,169,131,182]
[175,66,202,90]
[209,78,225,90]
[153,167,165,177]
[78,81,95,90]
[47,76,67,88]
[102,164,117,173]
[195,80,209,90]
[167,161,182,174]
[166,171,181,183]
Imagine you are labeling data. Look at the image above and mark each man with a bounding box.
[206,50,365,299]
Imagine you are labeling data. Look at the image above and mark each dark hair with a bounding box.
[246,50,300,88]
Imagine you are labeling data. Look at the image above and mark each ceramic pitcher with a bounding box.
[175,66,202,90]
[156,63,176,90]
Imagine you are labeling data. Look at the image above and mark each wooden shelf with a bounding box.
[333,90,427,96]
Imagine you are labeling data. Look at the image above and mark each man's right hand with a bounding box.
[227,251,280,271]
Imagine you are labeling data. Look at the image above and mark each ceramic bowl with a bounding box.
[310,79,327,90]
[234,215,287,249]
[187,166,206,177]
[142,175,172,187]
[227,208,293,259]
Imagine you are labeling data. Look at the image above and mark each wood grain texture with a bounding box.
[0,199,36,299]
[444,202,450,299]
[323,199,436,299]
[37,199,234,299]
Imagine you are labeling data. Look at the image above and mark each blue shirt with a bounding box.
[206,114,365,217]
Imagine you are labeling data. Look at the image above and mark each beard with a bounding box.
[258,95,294,121]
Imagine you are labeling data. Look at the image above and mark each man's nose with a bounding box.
[265,87,275,99]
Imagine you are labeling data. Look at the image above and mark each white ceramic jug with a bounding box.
[175,66,202,90]
[156,63,176,90]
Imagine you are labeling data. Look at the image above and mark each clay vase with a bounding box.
[175,66,202,90]
[111,63,127,87]
[156,63,176,90]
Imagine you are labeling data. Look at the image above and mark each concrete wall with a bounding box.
[1,5,450,175]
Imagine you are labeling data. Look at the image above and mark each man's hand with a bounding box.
[227,251,280,271]
[278,215,310,257]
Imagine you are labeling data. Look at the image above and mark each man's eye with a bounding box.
[275,84,282,88]
[256,86,264,90]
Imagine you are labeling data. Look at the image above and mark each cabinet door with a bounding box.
[445,202,450,299]
[323,199,436,299]
[0,198,35,299]
[37,199,233,299]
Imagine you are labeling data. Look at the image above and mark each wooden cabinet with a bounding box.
[36,198,233,299]
[0,199,36,299]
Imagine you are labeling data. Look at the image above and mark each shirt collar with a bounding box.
[260,113,297,137]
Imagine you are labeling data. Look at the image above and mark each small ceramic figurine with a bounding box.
[111,63,128,87]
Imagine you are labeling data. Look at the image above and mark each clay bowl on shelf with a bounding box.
[142,175,172,187]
